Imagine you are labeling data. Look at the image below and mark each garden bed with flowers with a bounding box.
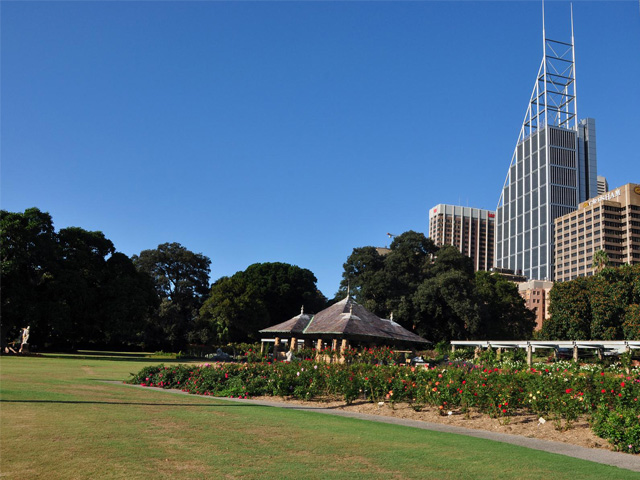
[128,355,640,454]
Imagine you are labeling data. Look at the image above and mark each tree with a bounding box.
[475,271,536,339]
[542,277,592,340]
[2,208,159,350]
[413,269,480,342]
[337,231,438,324]
[336,246,387,313]
[132,243,211,350]
[100,253,159,347]
[48,227,116,347]
[1,208,57,347]
[592,249,609,274]
[199,262,327,343]
[541,263,640,341]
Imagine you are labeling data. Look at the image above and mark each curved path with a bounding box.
[117,382,640,473]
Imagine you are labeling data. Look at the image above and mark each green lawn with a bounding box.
[1,355,638,480]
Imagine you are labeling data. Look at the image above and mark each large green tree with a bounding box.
[133,243,211,350]
[1,208,158,349]
[541,264,640,340]
[337,231,438,322]
[1,208,57,347]
[475,271,536,340]
[199,262,327,343]
[337,233,537,342]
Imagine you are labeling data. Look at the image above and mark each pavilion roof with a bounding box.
[259,307,312,335]
[304,296,429,344]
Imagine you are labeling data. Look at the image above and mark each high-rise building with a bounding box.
[597,176,609,195]
[428,204,495,271]
[495,11,598,281]
[554,183,640,282]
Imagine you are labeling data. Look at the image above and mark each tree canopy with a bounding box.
[132,243,211,350]
[199,262,327,343]
[1,208,158,349]
[337,231,535,342]
[541,264,640,340]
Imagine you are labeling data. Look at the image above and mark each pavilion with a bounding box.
[259,295,430,360]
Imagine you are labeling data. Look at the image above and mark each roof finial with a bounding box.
[390,312,393,321]
[346,282,350,299]
[349,303,353,315]
[300,305,304,315]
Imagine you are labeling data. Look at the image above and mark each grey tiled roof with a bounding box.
[259,312,312,334]
[303,297,429,344]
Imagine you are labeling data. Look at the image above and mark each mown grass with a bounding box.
[1,355,638,479]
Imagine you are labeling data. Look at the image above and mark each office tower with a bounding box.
[428,204,495,271]
[554,183,640,282]
[495,10,598,281]
[597,176,609,195]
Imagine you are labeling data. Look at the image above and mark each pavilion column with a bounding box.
[330,339,338,364]
[553,348,558,361]
[597,347,604,361]
[573,345,579,363]
[496,348,502,360]
[273,337,281,360]
[526,344,533,367]
[260,341,265,355]
[340,339,349,364]
[451,344,456,354]
[290,337,298,352]
[474,346,481,360]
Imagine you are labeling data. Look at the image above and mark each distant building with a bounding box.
[553,183,640,282]
[518,280,554,330]
[490,267,528,283]
[428,204,495,271]
[597,176,609,195]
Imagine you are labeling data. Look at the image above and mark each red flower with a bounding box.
[621,382,626,387]
[601,389,606,393]
[566,388,572,394]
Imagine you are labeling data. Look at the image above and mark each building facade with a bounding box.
[554,183,640,282]
[597,175,609,195]
[518,280,554,330]
[428,204,495,271]
[495,21,598,281]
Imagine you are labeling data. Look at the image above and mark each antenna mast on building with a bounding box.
[498,2,577,211]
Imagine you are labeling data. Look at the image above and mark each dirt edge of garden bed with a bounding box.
[249,394,613,450]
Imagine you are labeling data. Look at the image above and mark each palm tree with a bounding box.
[592,249,609,274]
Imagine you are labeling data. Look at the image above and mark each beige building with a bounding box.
[428,205,495,271]
[554,183,640,282]
[518,280,553,330]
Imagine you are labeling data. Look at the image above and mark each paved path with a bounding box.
[115,382,640,473]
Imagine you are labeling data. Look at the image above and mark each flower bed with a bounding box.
[128,358,640,454]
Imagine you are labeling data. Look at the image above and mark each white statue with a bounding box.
[19,326,30,353]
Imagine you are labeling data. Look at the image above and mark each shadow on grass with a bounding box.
[0,399,261,407]
[39,354,197,363]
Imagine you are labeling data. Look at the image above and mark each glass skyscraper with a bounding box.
[495,11,598,281]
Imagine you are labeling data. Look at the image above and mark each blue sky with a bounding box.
[2,1,639,298]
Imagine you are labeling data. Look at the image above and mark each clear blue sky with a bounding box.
[2,1,639,298]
